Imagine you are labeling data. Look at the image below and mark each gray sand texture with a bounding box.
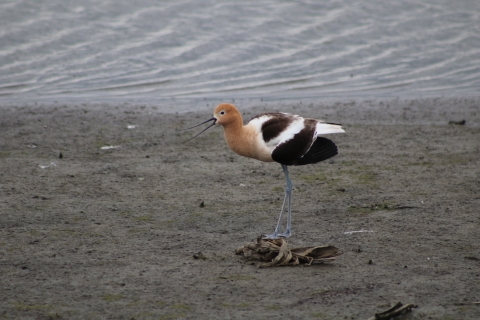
[1,97,480,319]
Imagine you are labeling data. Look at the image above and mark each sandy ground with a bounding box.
[1,97,479,319]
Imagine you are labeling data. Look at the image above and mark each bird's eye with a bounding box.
[220,111,225,115]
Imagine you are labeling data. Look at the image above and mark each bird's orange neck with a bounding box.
[221,116,256,159]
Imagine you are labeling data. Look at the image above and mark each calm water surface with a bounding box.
[1,0,479,111]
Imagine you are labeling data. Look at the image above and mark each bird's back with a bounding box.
[248,112,344,166]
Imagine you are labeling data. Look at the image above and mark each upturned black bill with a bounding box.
[182,117,217,142]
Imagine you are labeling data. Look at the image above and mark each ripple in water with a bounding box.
[0,0,479,109]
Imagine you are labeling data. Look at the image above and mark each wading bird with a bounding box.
[184,103,344,239]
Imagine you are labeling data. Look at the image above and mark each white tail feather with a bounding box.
[315,123,345,135]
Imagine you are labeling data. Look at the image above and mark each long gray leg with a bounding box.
[278,165,292,237]
[263,165,293,239]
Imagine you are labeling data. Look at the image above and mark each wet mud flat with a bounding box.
[1,97,479,319]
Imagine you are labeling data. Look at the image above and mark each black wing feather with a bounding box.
[272,136,338,166]
[296,137,338,165]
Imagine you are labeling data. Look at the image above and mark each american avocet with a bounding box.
[185,103,345,239]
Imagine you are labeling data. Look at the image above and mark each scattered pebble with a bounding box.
[193,252,207,260]
[39,162,56,169]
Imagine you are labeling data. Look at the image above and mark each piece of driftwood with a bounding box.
[235,237,342,267]
[367,301,416,320]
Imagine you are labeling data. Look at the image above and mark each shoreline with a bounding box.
[0,96,479,124]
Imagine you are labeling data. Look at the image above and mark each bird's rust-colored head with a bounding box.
[213,103,242,127]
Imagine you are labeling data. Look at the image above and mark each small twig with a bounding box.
[344,229,374,235]
[393,205,418,210]
[448,120,466,125]
[453,301,480,306]
[367,301,416,320]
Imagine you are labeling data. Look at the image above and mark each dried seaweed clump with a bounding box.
[235,237,342,267]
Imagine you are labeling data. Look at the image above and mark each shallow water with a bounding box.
[1,0,479,111]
